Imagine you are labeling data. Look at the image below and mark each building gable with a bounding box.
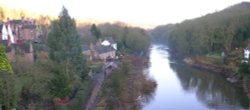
[1,24,8,40]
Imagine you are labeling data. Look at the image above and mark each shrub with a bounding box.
[238,62,250,75]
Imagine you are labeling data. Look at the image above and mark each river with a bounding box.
[142,45,249,110]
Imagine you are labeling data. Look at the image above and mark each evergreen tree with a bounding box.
[48,7,85,75]
[0,45,13,74]
[90,24,102,40]
[0,45,16,109]
[49,69,72,99]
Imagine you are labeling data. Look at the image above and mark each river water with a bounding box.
[142,45,249,110]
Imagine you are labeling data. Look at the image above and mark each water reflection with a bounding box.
[170,62,249,109]
[143,45,249,110]
[141,69,156,105]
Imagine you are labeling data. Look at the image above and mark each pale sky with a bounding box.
[0,0,249,28]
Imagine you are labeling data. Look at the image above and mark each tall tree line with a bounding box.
[78,23,151,54]
[151,2,250,56]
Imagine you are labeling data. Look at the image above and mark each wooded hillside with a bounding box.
[151,2,250,56]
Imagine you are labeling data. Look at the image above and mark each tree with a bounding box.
[94,23,151,54]
[153,2,250,56]
[0,45,13,74]
[0,7,5,22]
[49,68,72,99]
[124,28,150,54]
[238,62,249,75]
[90,24,102,40]
[19,10,26,18]
[0,45,16,110]
[36,16,50,43]
[48,7,85,76]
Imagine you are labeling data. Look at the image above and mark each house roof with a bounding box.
[101,40,110,46]
[22,24,36,29]
[95,45,115,54]
[0,40,11,52]
[9,20,23,24]
[107,37,115,44]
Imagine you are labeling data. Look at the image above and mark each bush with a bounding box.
[49,71,73,99]
[66,77,92,110]
[238,62,250,75]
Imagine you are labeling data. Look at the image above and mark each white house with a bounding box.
[1,24,8,40]
[7,24,14,43]
[90,38,117,61]
[95,45,116,61]
[101,39,117,50]
[0,23,15,43]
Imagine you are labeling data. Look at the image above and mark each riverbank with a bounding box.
[184,56,233,76]
[183,55,250,101]
[156,43,244,86]
[95,55,157,110]
[184,56,240,81]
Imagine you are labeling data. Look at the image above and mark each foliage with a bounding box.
[0,45,13,74]
[78,23,151,54]
[238,62,250,75]
[90,24,102,40]
[89,62,104,73]
[150,24,175,43]
[152,2,250,56]
[36,15,51,43]
[0,45,16,109]
[48,7,85,75]
[0,74,16,110]
[107,69,126,96]
[49,68,73,99]
[124,27,151,54]
[98,57,156,110]
[98,23,151,54]
[13,53,54,109]
[0,7,4,21]
[0,6,29,20]
[66,77,92,110]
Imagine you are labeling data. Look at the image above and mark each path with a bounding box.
[82,71,104,110]
[82,61,118,110]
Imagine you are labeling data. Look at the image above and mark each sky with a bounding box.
[0,0,249,28]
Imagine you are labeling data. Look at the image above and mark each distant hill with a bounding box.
[225,2,250,11]
[151,2,250,55]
